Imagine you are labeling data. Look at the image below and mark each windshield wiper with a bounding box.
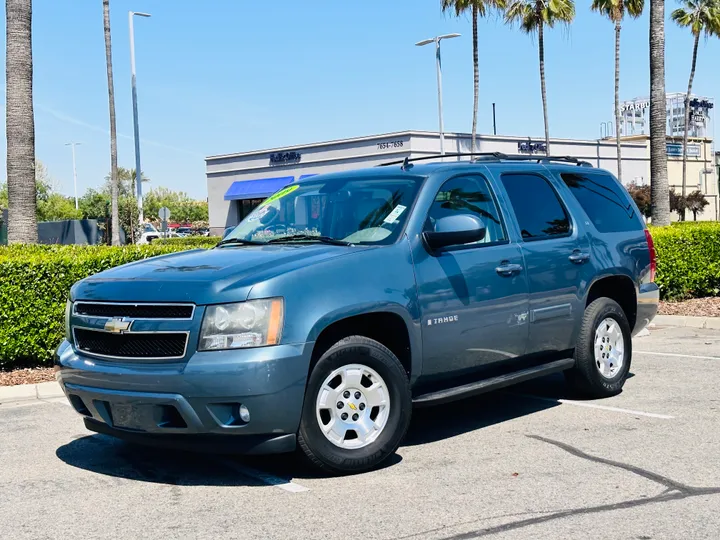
[265,234,352,246]
[216,237,265,247]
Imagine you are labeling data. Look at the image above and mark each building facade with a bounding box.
[206,130,718,235]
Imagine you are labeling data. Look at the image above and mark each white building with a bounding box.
[206,130,718,235]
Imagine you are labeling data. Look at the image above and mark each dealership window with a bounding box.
[237,199,266,222]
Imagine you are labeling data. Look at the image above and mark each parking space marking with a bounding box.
[509,392,674,419]
[635,350,720,361]
[221,460,310,493]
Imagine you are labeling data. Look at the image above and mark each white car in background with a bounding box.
[137,223,161,245]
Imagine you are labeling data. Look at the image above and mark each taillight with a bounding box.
[644,229,656,282]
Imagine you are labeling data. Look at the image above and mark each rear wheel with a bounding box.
[298,336,411,474]
[566,297,632,398]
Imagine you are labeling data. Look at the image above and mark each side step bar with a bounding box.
[412,358,575,407]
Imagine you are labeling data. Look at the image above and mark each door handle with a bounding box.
[569,250,590,264]
[495,262,523,276]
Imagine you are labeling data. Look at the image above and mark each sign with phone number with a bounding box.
[377,140,405,150]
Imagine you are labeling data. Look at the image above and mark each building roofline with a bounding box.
[206,130,650,162]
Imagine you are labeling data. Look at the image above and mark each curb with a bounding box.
[652,314,720,329]
[0,381,63,405]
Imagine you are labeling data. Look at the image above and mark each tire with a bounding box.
[298,336,412,474]
[566,297,632,398]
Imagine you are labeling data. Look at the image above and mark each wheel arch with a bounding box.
[584,273,638,331]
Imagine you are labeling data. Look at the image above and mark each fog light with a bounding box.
[238,404,250,423]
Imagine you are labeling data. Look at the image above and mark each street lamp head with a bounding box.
[416,33,460,47]
[415,38,435,47]
[438,33,461,41]
[131,11,151,17]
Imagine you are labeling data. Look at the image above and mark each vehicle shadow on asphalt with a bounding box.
[55,373,634,484]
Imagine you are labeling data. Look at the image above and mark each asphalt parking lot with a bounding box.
[1,324,719,540]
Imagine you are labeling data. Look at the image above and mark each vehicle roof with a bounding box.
[294,158,608,185]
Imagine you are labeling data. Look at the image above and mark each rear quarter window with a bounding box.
[560,173,644,233]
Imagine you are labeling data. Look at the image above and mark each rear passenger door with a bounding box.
[498,171,593,355]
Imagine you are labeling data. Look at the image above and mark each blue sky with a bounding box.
[1,0,719,200]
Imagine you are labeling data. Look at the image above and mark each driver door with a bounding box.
[414,174,530,381]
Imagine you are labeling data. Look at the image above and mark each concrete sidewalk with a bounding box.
[0,381,63,405]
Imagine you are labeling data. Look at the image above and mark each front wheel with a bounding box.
[298,336,412,474]
[566,297,632,398]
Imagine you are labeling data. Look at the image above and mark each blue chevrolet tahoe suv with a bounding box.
[56,154,659,474]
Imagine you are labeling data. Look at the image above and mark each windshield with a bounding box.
[224,175,423,245]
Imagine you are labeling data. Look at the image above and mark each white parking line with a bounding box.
[635,350,720,361]
[221,460,310,493]
[509,392,674,419]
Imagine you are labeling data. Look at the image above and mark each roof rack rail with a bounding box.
[377,152,593,168]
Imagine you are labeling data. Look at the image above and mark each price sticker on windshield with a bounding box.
[383,205,407,224]
[261,184,299,206]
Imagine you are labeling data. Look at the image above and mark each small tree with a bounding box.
[626,182,652,219]
[669,188,689,220]
[685,189,709,220]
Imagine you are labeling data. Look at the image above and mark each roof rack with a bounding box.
[377,152,593,168]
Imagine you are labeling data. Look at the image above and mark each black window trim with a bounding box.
[423,172,510,252]
[500,171,575,243]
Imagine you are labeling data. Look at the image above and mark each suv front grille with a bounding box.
[74,328,188,360]
[74,302,194,320]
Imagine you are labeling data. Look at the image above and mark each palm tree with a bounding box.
[5,0,37,243]
[441,0,505,152]
[649,0,671,225]
[671,0,720,197]
[505,0,575,156]
[591,0,644,184]
[103,0,121,245]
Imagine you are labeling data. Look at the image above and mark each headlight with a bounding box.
[199,298,284,351]
[65,300,73,341]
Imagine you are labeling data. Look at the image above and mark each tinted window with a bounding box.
[426,175,507,244]
[500,173,570,240]
[561,173,643,233]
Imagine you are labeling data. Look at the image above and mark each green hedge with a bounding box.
[651,222,720,300]
[0,244,208,369]
[1,223,719,369]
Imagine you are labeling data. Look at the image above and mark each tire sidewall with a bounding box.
[581,300,632,394]
[299,339,411,471]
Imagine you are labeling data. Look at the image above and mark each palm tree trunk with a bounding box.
[681,32,700,198]
[471,5,479,153]
[6,0,37,244]
[614,21,622,184]
[649,0,670,226]
[538,20,550,156]
[103,0,120,246]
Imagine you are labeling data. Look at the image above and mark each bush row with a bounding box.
[1,224,719,369]
[651,222,720,300]
[0,243,210,369]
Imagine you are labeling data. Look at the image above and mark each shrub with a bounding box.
[0,243,208,369]
[651,222,720,300]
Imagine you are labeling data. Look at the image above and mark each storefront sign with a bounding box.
[667,143,701,157]
[517,141,547,154]
[269,151,301,165]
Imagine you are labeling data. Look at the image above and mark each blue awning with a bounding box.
[224,176,294,201]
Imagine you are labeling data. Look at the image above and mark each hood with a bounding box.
[71,245,364,305]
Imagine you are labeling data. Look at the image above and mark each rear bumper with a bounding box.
[634,282,659,336]
[55,339,312,453]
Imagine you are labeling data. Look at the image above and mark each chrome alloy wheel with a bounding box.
[594,317,625,378]
[315,364,391,449]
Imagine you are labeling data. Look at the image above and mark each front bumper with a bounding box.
[55,340,313,454]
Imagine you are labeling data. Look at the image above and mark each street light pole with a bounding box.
[416,33,460,156]
[65,142,81,210]
[129,11,151,227]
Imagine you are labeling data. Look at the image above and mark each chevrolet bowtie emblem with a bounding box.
[348,403,357,411]
[104,318,132,334]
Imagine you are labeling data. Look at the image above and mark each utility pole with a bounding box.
[129,10,151,226]
[65,142,81,209]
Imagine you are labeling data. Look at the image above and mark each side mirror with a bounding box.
[423,214,486,250]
